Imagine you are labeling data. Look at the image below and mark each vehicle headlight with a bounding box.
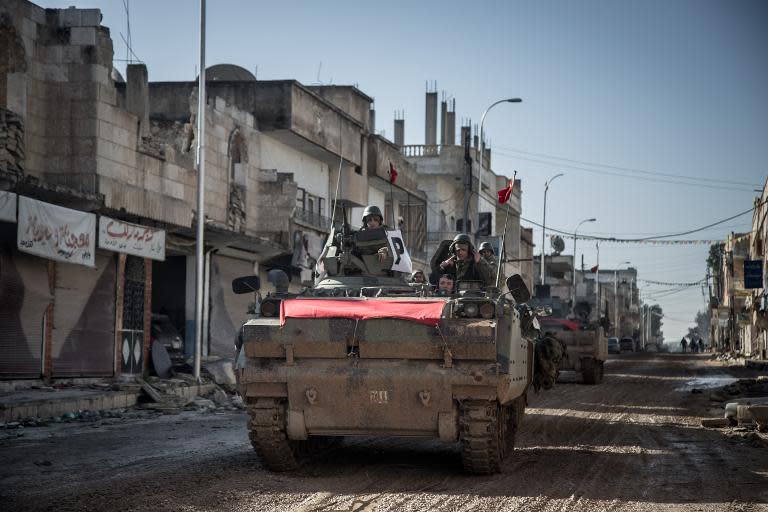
[479,302,495,319]
[260,300,279,317]
[463,303,479,317]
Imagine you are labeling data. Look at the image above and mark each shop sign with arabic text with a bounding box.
[98,216,165,261]
[17,196,95,267]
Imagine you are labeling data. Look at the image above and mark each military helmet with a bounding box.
[479,242,494,254]
[452,233,472,246]
[451,233,474,255]
[362,205,383,224]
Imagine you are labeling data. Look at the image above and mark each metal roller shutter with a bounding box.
[52,251,116,377]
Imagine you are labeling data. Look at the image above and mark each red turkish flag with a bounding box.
[590,265,599,273]
[389,161,398,184]
[497,180,515,204]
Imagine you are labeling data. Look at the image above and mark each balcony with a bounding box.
[294,207,332,232]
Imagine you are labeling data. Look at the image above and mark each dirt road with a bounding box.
[2,353,767,511]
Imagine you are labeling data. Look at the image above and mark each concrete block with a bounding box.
[6,73,27,118]
[144,173,161,192]
[42,63,68,82]
[21,17,37,39]
[162,178,183,200]
[70,27,96,46]
[97,138,137,168]
[21,35,34,57]
[62,45,82,63]
[41,45,63,64]
[125,394,137,407]
[80,9,102,27]
[58,7,81,27]
[29,5,46,25]
[98,83,117,105]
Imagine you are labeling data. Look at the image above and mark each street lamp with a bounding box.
[464,98,522,233]
[571,217,596,314]
[540,173,564,286]
[614,261,631,337]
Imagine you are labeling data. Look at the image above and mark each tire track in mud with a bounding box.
[3,354,767,511]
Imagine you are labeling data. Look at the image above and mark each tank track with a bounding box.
[459,399,518,474]
[581,358,604,385]
[247,398,300,471]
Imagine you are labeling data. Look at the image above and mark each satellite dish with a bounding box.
[551,235,565,255]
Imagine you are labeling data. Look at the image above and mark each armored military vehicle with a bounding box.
[232,224,539,474]
[530,297,607,384]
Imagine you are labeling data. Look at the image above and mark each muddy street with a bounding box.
[1,353,767,512]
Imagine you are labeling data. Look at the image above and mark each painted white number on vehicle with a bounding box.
[370,390,388,404]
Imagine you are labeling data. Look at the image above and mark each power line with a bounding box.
[493,144,761,188]
[494,149,756,193]
[520,199,765,243]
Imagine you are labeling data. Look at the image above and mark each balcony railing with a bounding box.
[400,145,443,157]
[294,208,331,232]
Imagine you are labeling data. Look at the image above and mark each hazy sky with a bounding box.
[41,0,768,341]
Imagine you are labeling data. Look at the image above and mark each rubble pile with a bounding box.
[699,376,768,443]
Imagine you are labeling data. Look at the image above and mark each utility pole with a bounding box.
[541,173,564,285]
[462,132,472,233]
[193,0,207,381]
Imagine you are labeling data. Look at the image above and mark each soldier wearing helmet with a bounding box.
[361,205,385,230]
[436,234,495,288]
[359,205,389,262]
[479,242,495,263]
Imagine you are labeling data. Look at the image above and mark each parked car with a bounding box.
[608,337,620,354]
[620,337,635,352]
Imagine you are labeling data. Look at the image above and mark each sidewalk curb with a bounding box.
[1,383,218,423]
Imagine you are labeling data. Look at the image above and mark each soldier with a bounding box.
[479,242,496,264]
[361,205,385,230]
[437,234,495,288]
[438,274,455,295]
[359,205,389,262]
[410,269,426,284]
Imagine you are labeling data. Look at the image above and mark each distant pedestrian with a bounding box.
[681,337,688,353]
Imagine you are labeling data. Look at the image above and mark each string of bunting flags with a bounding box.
[549,233,750,245]
[637,278,707,287]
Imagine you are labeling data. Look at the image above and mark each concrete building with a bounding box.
[0,0,427,380]
[746,177,768,360]
[400,92,523,283]
[709,232,750,353]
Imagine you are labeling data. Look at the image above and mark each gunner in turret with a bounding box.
[360,205,389,262]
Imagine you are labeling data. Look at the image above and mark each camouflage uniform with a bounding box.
[452,257,495,287]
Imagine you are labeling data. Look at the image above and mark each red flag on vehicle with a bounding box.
[590,264,599,273]
[389,161,398,184]
[497,180,515,204]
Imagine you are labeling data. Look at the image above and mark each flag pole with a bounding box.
[496,201,510,288]
[388,161,396,227]
[495,170,516,288]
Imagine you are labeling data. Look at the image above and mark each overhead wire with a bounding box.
[519,198,766,242]
[493,144,760,188]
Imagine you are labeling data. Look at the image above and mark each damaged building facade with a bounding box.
[0,0,428,380]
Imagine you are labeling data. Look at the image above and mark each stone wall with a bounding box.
[0,108,25,174]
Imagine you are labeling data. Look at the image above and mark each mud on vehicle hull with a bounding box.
[238,314,532,474]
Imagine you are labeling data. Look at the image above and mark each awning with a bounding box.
[280,298,446,327]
